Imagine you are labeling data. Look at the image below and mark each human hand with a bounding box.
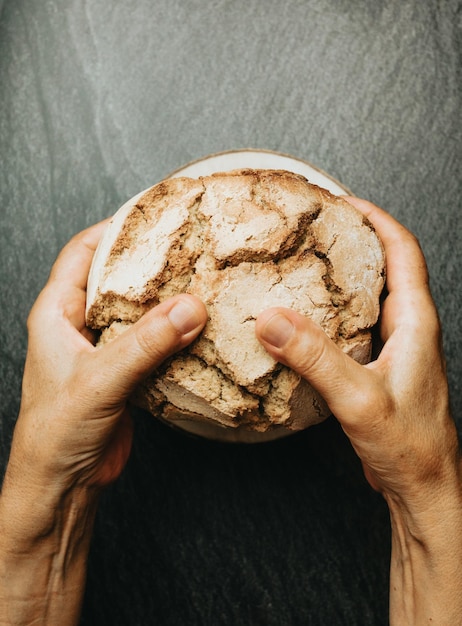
[6,220,208,493]
[256,196,460,503]
[0,221,207,625]
[256,197,462,624]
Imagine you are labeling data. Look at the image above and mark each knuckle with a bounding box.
[360,384,394,421]
[133,316,178,364]
[26,289,53,333]
[294,334,330,378]
[285,322,336,378]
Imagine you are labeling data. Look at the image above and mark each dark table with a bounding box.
[1,2,461,624]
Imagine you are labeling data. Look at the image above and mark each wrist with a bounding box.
[0,429,100,543]
[0,481,98,625]
[385,450,462,532]
[386,457,462,625]
[0,476,98,550]
[0,425,100,625]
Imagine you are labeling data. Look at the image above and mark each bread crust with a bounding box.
[86,170,385,440]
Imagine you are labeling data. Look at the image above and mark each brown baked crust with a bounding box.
[86,169,385,436]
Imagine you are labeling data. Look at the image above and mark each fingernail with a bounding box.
[167,299,201,335]
[260,313,295,348]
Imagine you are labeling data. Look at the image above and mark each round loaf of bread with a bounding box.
[86,169,385,442]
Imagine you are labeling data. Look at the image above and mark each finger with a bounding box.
[343,196,429,292]
[49,220,110,291]
[344,196,438,340]
[256,307,377,420]
[89,294,208,400]
[32,221,110,334]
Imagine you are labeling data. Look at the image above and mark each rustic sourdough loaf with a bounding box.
[86,169,385,442]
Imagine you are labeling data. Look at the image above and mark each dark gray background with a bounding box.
[1,1,461,625]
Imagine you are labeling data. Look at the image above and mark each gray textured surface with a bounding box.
[0,1,461,624]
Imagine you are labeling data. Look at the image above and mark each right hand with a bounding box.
[256,197,461,508]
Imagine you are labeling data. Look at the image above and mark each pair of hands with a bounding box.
[1,196,461,625]
[9,197,458,499]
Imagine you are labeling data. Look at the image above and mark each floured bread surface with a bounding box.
[86,169,385,441]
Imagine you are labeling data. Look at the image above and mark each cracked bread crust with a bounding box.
[86,169,385,441]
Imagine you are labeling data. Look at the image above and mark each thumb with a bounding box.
[255,307,375,421]
[91,294,208,400]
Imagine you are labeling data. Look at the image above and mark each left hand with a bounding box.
[0,222,208,626]
[5,221,208,494]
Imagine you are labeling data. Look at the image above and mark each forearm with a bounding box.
[387,468,462,625]
[0,467,98,626]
